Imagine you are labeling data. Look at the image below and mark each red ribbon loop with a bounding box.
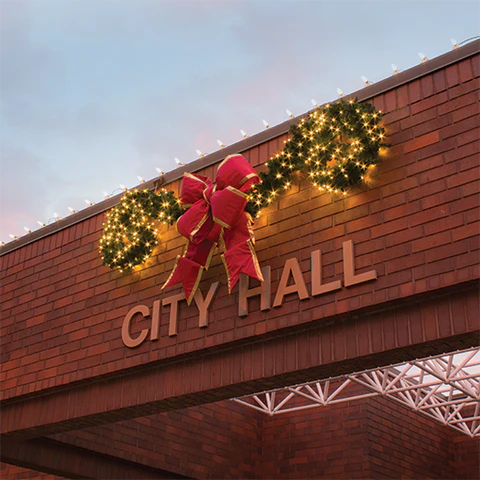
[163,154,263,304]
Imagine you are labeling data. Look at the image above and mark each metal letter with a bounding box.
[122,305,150,348]
[311,249,342,296]
[343,240,377,287]
[238,266,271,317]
[273,258,309,308]
[194,282,220,328]
[162,293,185,336]
[150,300,161,340]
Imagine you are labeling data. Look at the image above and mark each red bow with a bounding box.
[162,154,264,304]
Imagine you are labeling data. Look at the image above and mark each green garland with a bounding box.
[100,99,387,271]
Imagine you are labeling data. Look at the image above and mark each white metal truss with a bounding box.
[233,347,480,437]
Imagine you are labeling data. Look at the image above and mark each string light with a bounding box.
[120,184,128,191]
[68,207,76,214]
[155,167,164,175]
[361,76,371,85]
[391,64,399,74]
[37,221,46,227]
[85,199,94,206]
[240,129,248,138]
[196,149,204,157]
[311,99,318,107]
[104,191,111,199]
[137,176,145,183]
[54,213,61,221]
[451,38,458,49]
[337,88,344,97]
[217,140,225,148]
[9,234,17,239]
[24,227,31,233]
[0,241,4,246]
[175,158,183,166]
[286,109,294,118]
[418,52,427,62]
[262,120,270,129]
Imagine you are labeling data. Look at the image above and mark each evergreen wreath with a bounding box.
[100,99,387,271]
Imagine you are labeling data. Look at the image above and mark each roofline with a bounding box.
[2,39,479,256]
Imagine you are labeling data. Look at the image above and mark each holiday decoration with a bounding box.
[163,154,263,304]
[100,99,387,279]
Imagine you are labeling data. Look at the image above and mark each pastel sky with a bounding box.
[0,0,478,242]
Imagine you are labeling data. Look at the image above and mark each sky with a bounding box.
[0,0,479,242]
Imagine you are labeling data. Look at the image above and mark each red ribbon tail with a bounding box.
[162,257,204,306]
[222,239,264,293]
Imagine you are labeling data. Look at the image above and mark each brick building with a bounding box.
[1,41,479,478]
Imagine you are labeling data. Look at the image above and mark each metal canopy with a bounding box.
[233,347,480,438]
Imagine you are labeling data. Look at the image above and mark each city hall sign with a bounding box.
[121,240,376,348]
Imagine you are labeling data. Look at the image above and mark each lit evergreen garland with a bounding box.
[99,188,183,271]
[100,99,387,271]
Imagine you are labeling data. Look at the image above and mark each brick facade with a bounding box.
[1,42,479,478]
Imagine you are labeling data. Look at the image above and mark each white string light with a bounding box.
[9,234,17,239]
[175,158,183,166]
[286,109,294,118]
[85,199,94,206]
[68,207,76,214]
[0,241,4,246]
[37,221,46,227]
[156,167,164,175]
[361,75,371,85]
[103,191,111,199]
[120,184,128,191]
[418,52,427,62]
[240,129,248,138]
[451,38,458,49]
[217,139,225,148]
[311,99,318,107]
[262,119,269,129]
[137,176,145,183]
[24,227,31,233]
[54,213,61,221]
[391,64,399,74]
[337,88,344,97]
[196,149,204,157]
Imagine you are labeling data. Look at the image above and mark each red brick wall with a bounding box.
[1,54,478,404]
[0,463,64,480]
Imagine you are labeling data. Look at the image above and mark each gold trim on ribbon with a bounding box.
[162,255,181,289]
[189,214,209,241]
[213,216,230,229]
[247,239,264,282]
[239,172,259,187]
[217,154,236,172]
[226,185,247,198]
[184,172,208,187]
[220,254,231,294]
[204,242,217,271]
[187,266,204,306]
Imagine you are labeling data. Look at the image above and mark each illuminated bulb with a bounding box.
[217,140,225,148]
[175,157,183,166]
[418,52,427,62]
[286,109,294,118]
[85,199,94,206]
[337,88,344,97]
[361,76,371,85]
[137,176,145,183]
[155,167,164,175]
[311,99,318,107]
[262,119,269,129]
[196,149,204,157]
[9,234,17,239]
[103,191,110,199]
[120,184,128,191]
[240,129,247,138]
[391,64,399,74]
[451,38,458,49]
[24,227,31,233]
[68,207,76,214]
[37,221,46,227]
[54,213,61,220]
[0,241,4,246]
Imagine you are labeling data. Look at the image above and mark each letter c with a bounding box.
[122,305,150,348]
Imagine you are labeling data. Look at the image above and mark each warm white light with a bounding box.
[24,227,32,233]
[68,207,76,213]
[54,213,61,220]
[175,157,183,166]
[311,99,318,107]
[85,199,93,206]
[361,76,371,85]
[391,64,399,74]
[451,38,458,49]
[120,184,128,191]
[262,119,269,129]
[9,234,17,239]
[196,149,204,157]
[37,221,46,227]
[217,139,225,148]
[103,191,110,199]
[0,241,4,246]
[137,176,145,183]
[337,88,344,97]
[240,129,247,138]
[155,167,164,175]
[418,52,427,62]
[286,109,294,118]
